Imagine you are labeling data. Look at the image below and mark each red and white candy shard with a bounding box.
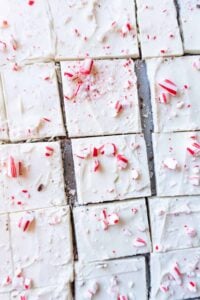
[133,237,147,247]
[100,209,119,230]
[93,159,100,172]
[187,140,200,156]
[7,156,20,178]
[117,154,128,169]
[163,157,178,170]
[159,92,169,104]
[184,225,197,237]
[132,169,140,180]
[99,143,117,156]
[84,281,99,299]
[24,278,31,290]
[18,212,35,232]
[45,146,54,157]
[80,58,94,75]
[170,262,182,284]
[2,275,12,286]
[118,295,128,300]
[187,281,197,293]
[189,176,200,186]
[75,147,91,159]
[158,79,178,96]
[114,101,123,116]
[160,284,169,293]
[107,213,120,225]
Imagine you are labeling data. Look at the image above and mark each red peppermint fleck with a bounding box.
[80,58,94,75]
[13,63,21,71]
[133,237,147,247]
[93,159,100,172]
[117,154,128,169]
[92,147,98,157]
[2,20,9,28]
[187,281,197,292]
[18,212,35,232]
[114,101,123,115]
[159,92,169,104]
[158,79,177,96]
[24,278,31,290]
[28,0,35,5]
[45,146,54,157]
[118,295,128,300]
[99,143,117,156]
[43,117,51,122]
[7,156,19,178]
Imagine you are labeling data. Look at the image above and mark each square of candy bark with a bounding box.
[147,56,200,132]
[136,0,183,58]
[10,206,73,289]
[73,199,151,262]
[0,77,8,141]
[178,0,200,54]
[61,59,141,137]
[149,196,200,253]
[0,141,66,213]
[151,247,200,300]
[0,0,54,66]
[72,134,151,204]
[11,284,72,300]
[75,257,147,300]
[48,0,139,59]
[153,132,200,196]
[0,214,13,293]
[1,63,65,141]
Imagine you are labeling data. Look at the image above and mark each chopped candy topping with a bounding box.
[2,275,12,286]
[13,63,21,71]
[160,284,169,293]
[184,225,197,237]
[75,147,90,159]
[118,295,128,300]
[187,281,197,293]
[45,146,54,157]
[132,169,140,180]
[159,92,169,104]
[20,294,27,300]
[28,0,35,5]
[114,101,123,115]
[1,20,9,28]
[133,237,147,247]
[171,263,182,284]
[18,212,35,232]
[93,159,100,172]
[107,213,120,225]
[24,278,31,290]
[193,60,200,71]
[7,156,20,178]
[85,281,99,299]
[187,140,200,156]
[117,154,128,169]
[10,36,18,51]
[0,41,7,52]
[122,23,132,36]
[99,143,117,156]
[163,157,178,170]
[80,58,94,75]
[100,210,119,230]
[92,147,98,157]
[158,79,177,96]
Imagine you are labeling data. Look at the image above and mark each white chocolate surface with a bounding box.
[0,76,8,140]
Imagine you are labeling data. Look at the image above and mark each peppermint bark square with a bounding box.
[75,257,147,300]
[178,0,200,54]
[0,214,13,293]
[0,76,8,140]
[0,141,66,213]
[11,284,72,300]
[149,196,200,253]
[0,0,54,66]
[73,199,151,262]
[136,0,183,58]
[61,59,141,137]
[72,134,151,204]
[10,206,73,289]
[151,247,200,300]
[48,0,139,59]
[147,56,200,132]
[153,132,200,196]
[1,63,65,142]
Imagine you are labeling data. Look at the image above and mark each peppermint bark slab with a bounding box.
[0,214,13,294]
[75,257,147,300]
[149,196,200,253]
[0,0,54,66]
[178,0,200,54]
[153,132,200,196]
[147,56,200,132]
[61,58,141,137]
[0,76,8,140]
[0,141,66,213]
[1,63,65,142]
[10,206,73,289]
[11,284,72,300]
[151,247,200,300]
[72,134,151,204]
[136,0,183,58]
[73,199,151,262]
[48,0,139,59]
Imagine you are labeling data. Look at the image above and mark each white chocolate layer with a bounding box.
[0,76,8,140]
[1,63,65,142]
[11,284,72,300]
[149,196,200,253]
[0,141,66,213]
[75,257,147,300]
[153,132,200,196]
[10,206,73,288]
[147,56,200,132]
[0,214,13,294]
[0,294,10,300]
[61,59,141,137]
[136,0,183,58]
[73,199,151,262]
[48,0,139,59]
[0,0,54,66]
[72,134,151,204]
[151,247,200,300]
[178,0,200,54]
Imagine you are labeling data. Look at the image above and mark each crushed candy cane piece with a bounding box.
[99,143,117,156]
[133,237,147,247]
[24,278,31,290]
[93,159,100,172]
[158,79,177,96]
[45,146,54,157]
[171,262,182,284]
[159,92,169,104]
[107,213,120,225]
[117,154,128,169]
[75,147,90,159]
[193,60,200,71]
[7,156,20,178]
[85,281,99,299]
[10,36,18,51]
[160,284,169,293]
[163,157,178,170]
[80,58,94,75]
[118,295,128,300]
[184,225,197,237]
[18,212,35,232]
[132,169,140,180]
[187,141,200,156]
[92,147,98,157]
[187,281,197,293]
[114,101,123,115]
[2,275,12,286]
